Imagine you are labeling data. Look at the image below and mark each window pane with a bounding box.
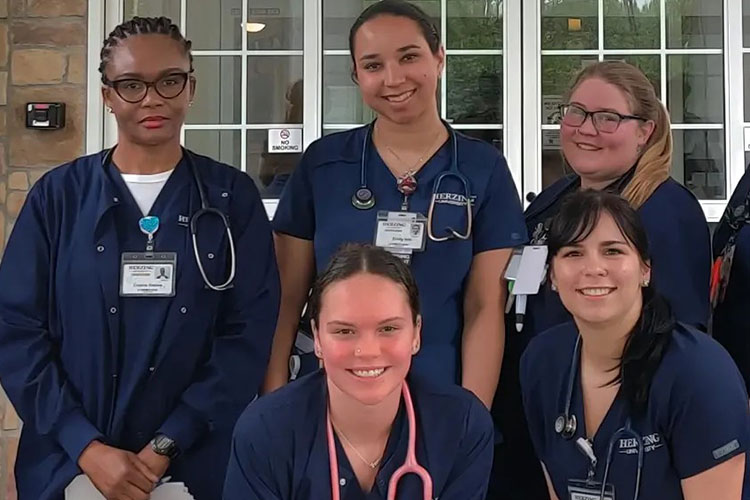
[323,55,375,125]
[744,54,750,122]
[248,130,302,198]
[447,55,503,124]
[541,0,598,50]
[184,130,241,168]
[186,0,242,50]
[603,0,659,49]
[246,1,304,50]
[447,0,503,49]
[458,129,503,151]
[323,0,441,50]
[666,0,722,49]
[540,129,567,189]
[188,56,242,125]
[604,55,661,98]
[541,55,598,123]
[247,56,303,124]
[673,129,725,200]
[744,0,750,47]
[667,55,724,124]
[123,0,180,21]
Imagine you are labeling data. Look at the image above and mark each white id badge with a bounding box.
[120,252,177,297]
[511,245,548,295]
[374,211,427,252]
[568,480,615,500]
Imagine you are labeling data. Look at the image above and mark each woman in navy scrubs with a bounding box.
[712,168,750,388]
[0,17,279,500]
[521,190,749,500]
[491,61,711,499]
[264,0,526,411]
[225,244,494,500]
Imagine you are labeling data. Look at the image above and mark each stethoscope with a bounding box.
[556,336,644,500]
[102,146,236,291]
[351,121,473,242]
[326,381,433,500]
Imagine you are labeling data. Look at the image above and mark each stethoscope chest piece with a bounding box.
[352,187,375,210]
[555,413,577,439]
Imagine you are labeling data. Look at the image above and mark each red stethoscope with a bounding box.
[326,381,433,500]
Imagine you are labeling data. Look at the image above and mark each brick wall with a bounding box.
[0,1,88,498]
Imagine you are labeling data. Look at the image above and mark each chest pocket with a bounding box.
[189,185,234,291]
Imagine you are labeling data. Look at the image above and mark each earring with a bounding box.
[188,101,194,107]
[551,283,558,292]
[355,348,361,355]
[106,107,113,113]
[641,278,650,287]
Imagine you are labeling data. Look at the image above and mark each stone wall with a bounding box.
[0,1,88,498]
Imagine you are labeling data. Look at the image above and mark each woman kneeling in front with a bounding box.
[224,244,494,500]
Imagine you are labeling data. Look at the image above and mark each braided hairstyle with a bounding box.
[99,16,193,82]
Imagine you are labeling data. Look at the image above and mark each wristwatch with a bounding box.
[150,433,180,460]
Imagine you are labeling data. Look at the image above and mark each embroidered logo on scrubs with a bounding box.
[433,193,476,207]
[618,432,663,454]
[713,439,740,460]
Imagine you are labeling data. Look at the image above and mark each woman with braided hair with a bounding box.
[0,16,279,500]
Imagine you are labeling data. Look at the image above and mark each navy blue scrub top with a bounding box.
[521,322,750,500]
[520,173,711,339]
[0,150,280,500]
[713,167,750,388]
[272,126,527,384]
[223,370,494,500]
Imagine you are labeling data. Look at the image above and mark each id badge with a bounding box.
[374,211,427,252]
[120,252,177,297]
[568,479,615,500]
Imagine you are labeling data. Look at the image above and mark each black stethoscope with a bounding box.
[556,335,644,500]
[102,146,236,291]
[351,121,473,241]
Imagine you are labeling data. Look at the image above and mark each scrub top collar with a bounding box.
[525,165,637,222]
[325,383,411,498]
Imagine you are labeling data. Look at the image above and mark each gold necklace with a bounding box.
[385,129,442,176]
[331,420,383,470]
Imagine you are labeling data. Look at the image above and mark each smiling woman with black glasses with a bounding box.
[0,16,280,500]
[489,61,711,499]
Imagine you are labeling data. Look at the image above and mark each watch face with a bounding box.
[153,434,175,455]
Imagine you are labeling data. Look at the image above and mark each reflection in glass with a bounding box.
[246,0,304,50]
[604,55,661,98]
[541,0,598,50]
[447,0,502,49]
[247,56,304,124]
[667,55,724,124]
[184,130,241,169]
[666,0,722,49]
[603,0,659,49]
[123,0,180,22]
[459,129,503,151]
[248,130,303,198]
[186,0,242,50]
[323,55,375,125]
[673,129,725,200]
[540,130,569,189]
[188,57,242,125]
[323,0,440,50]
[447,56,503,124]
[541,56,598,123]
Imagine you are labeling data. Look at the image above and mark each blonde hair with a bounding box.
[564,60,672,208]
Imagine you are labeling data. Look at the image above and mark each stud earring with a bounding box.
[642,278,650,287]
[106,107,113,113]
[355,348,361,355]
[551,283,558,292]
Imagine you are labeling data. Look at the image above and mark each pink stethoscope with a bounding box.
[326,381,434,500]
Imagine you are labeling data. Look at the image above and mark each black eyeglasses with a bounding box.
[104,71,193,103]
[559,103,646,133]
